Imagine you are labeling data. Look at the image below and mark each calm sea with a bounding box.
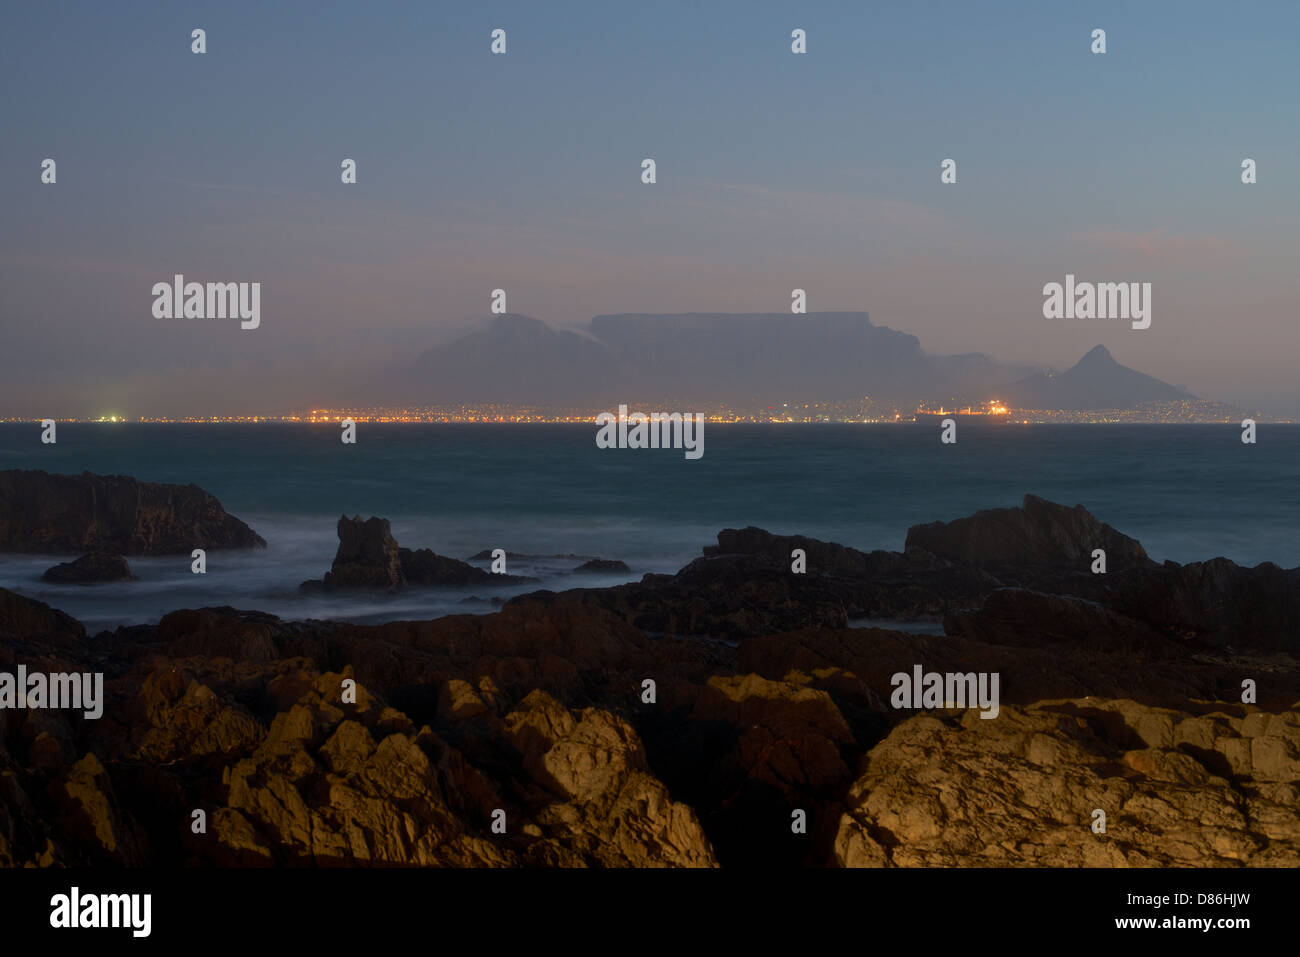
[0,423,1295,631]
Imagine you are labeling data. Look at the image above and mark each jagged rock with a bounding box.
[323,515,406,591]
[0,469,265,555]
[46,752,148,866]
[300,516,534,591]
[904,494,1150,570]
[41,553,133,585]
[502,690,717,867]
[519,496,1300,652]
[4,491,1300,870]
[124,667,265,764]
[833,699,1300,867]
[0,588,86,640]
[1115,558,1300,652]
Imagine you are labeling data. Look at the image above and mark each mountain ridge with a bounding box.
[377,313,1192,410]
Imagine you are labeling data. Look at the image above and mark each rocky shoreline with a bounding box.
[0,487,1297,868]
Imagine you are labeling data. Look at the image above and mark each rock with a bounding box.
[501,691,717,867]
[5,493,1300,870]
[400,547,533,586]
[943,588,1178,654]
[513,558,854,639]
[904,494,1150,571]
[40,553,133,585]
[0,588,86,640]
[573,558,630,573]
[301,516,535,591]
[833,699,1300,867]
[468,550,593,561]
[153,608,279,661]
[517,496,1300,651]
[47,753,148,866]
[323,516,406,591]
[1115,558,1300,652]
[0,469,265,555]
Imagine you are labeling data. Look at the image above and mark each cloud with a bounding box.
[1071,228,1240,265]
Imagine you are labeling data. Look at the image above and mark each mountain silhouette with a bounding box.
[381,312,1038,406]
[999,345,1194,410]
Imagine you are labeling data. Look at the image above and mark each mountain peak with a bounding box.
[1001,344,1192,410]
[1078,344,1116,365]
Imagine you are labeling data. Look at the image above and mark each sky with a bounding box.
[2,0,1298,416]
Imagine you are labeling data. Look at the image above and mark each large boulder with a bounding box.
[302,516,535,591]
[322,516,406,591]
[0,469,265,555]
[41,553,133,585]
[905,493,1149,571]
[834,699,1300,867]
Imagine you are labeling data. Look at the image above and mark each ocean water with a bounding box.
[1,423,1297,632]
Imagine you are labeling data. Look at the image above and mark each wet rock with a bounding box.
[0,469,265,555]
[323,516,406,591]
[573,558,630,573]
[41,553,133,585]
[400,547,533,586]
[300,516,534,591]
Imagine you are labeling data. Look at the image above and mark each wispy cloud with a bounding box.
[1072,228,1240,264]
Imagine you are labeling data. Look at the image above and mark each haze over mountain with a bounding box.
[380,312,1043,407]
[999,345,1195,411]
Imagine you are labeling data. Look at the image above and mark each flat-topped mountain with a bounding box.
[381,312,1037,406]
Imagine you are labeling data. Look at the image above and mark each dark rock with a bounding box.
[400,547,533,586]
[0,469,265,555]
[1114,557,1300,651]
[0,587,86,640]
[943,587,1180,654]
[40,553,133,585]
[322,516,405,591]
[6,494,1300,869]
[301,516,535,592]
[904,493,1149,571]
[3,549,1300,869]
[573,558,630,573]
[514,529,998,639]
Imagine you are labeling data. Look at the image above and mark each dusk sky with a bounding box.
[3,0,1298,416]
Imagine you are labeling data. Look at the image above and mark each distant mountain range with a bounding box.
[374,312,1195,410]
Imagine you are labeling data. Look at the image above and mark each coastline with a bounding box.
[1,477,1297,868]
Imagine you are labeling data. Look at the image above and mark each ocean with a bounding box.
[1,423,1296,632]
